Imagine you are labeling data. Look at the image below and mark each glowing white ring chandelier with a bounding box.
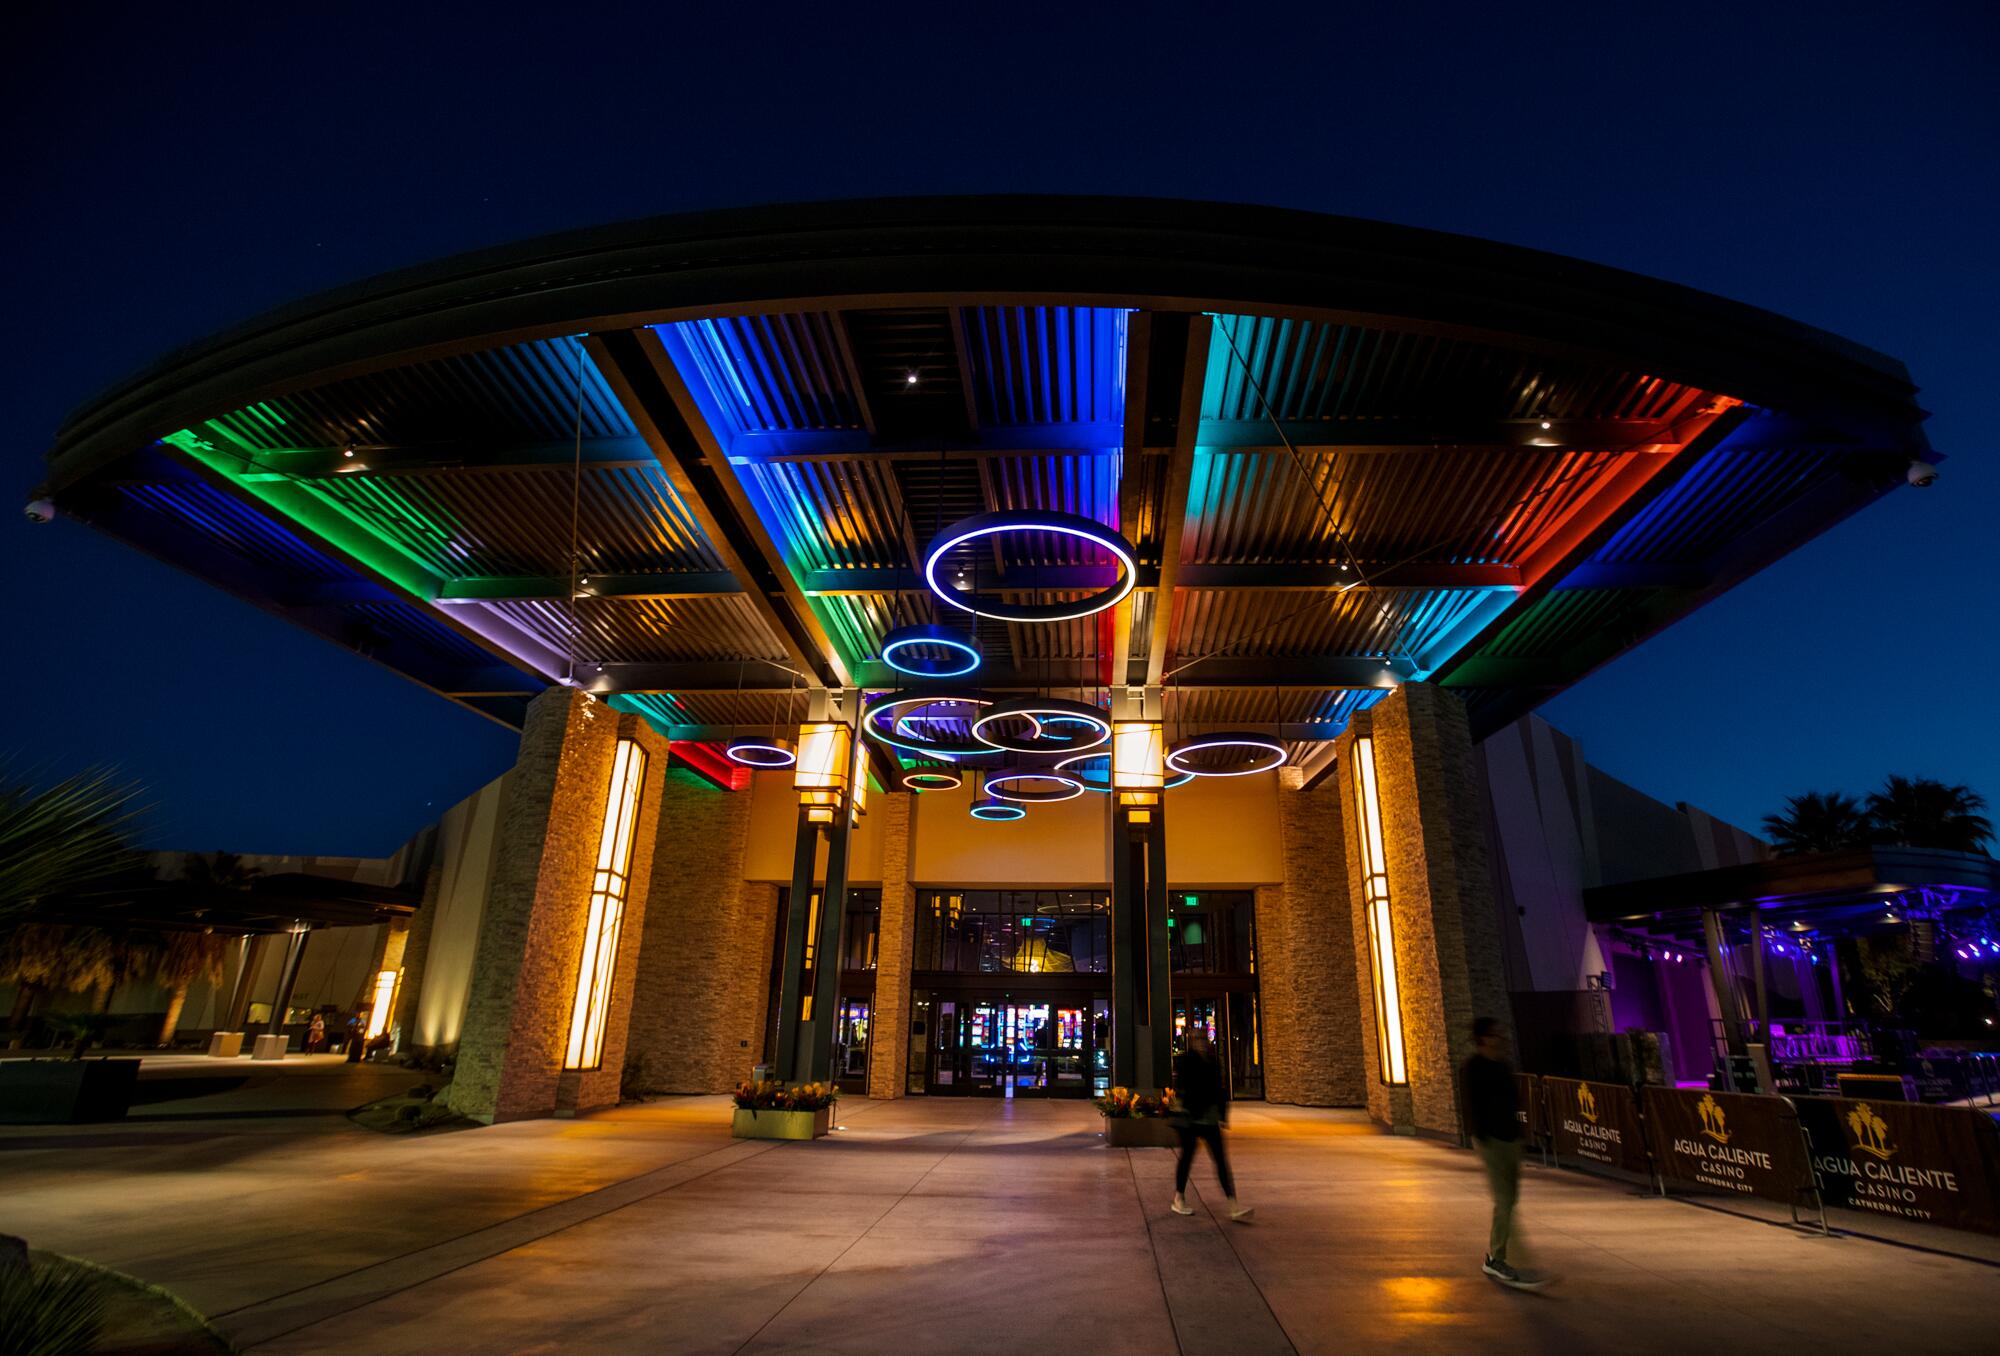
[1165,731,1288,778]
[922,509,1137,623]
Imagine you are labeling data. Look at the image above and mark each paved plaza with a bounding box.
[2,1083,1992,1355]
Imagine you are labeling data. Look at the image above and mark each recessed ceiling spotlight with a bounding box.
[1539,420,1552,430]
[342,447,356,458]
[905,370,919,386]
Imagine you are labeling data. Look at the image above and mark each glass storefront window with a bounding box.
[1169,891,1255,974]
[913,890,1110,973]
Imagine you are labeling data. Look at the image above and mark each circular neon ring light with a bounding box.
[1053,751,1196,793]
[725,737,797,768]
[984,769,1086,803]
[1165,732,1288,778]
[902,768,964,792]
[923,509,1137,623]
[970,799,1026,821]
[864,693,997,759]
[880,623,982,678]
[971,696,1110,754]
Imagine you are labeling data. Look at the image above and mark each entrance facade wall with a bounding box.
[434,682,1505,1130]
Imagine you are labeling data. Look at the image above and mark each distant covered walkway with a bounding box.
[1,1097,1990,1354]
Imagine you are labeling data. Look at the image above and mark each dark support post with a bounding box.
[1700,908,1746,1086]
[774,811,820,1080]
[806,805,854,1084]
[1143,809,1172,1090]
[1749,907,1771,1039]
[225,934,271,1031]
[266,925,310,1036]
[1111,809,1139,1088]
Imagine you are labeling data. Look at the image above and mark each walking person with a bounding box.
[1462,1016,1547,1290]
[1169,1028,1252,1222]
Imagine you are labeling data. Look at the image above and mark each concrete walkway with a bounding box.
[1,1096,1990,1354]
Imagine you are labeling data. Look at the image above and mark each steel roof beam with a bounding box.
[584,328,847,687]
[592,656,1407,692]
[797,561,1523,594]
[1142,314,1210,687]
[437,572,742,602]
[224,437,657,480]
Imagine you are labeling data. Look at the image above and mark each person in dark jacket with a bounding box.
[1168,1029,1252,1222]
[1461,1017,1546,1290]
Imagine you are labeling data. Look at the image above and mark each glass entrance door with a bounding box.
[832,997,870,1094]
[926,994,1100,1097]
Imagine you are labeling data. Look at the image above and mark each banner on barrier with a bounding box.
[1544,1077,1649,1176]
[1642,1087,1811,1207]
[1794,1097,2000,1234]
[1515,1073,1544,1149]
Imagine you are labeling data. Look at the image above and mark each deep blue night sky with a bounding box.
[4,4,1994,856]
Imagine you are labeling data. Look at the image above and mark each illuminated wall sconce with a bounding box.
[850,729,869,824]
[364,968,400,1041]
[565,737,648,1071]
[1112,720,1165,811]
[1351,736,1408,1086]
[794,720,853,826]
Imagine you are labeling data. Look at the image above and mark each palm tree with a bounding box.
[0,765,143,927]
[1,923,70,1037]
[154,930,230,1045]
[1865,776,1994,854]
[1760,790,1871,855]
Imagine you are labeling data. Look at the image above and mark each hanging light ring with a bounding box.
[864,692,998,759]
[972,696,1110,754]
[922,509,1137,623]
[1054,750,1196,792]
[970,799,1026,821]
[1165,731,1288,778]
[901,768,964,792]
[984,769,1086,803]
[725,736,797,768]
[881,623,983,678]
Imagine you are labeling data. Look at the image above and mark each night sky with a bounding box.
[4,4,1994,857]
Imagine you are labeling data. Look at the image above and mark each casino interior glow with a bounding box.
[1351,736,1408,1086]
[564,738,647,1071]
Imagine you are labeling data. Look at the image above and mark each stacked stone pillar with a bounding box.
[1333,682,1509,1136]
[865,791,917,1098]
[623,771,771,1093]
[1259,778,1366,1106]
[447,689,668,1123]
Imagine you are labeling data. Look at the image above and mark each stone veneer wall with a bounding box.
[867,792,916,1098]
[448,692,668,1123]
[623,770,774,1094]
[1258,782,1366,1106]
[1344,683,1510,1137]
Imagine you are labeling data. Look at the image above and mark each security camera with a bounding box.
[24,497,55,523]
[1907,460,1939,488]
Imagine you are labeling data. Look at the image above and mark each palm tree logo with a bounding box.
[1846,1103,1895,1161]
[1697,1093,1730,1143]
[1577,1084,1597,1123]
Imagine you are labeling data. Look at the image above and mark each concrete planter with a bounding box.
[1102,1115,1178,1148]
[732,1105,833,1140]
[0,1058,141,1124]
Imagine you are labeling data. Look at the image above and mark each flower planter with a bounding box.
[0,1058,141,1124]
[732,1105,832,1141]
[1102,1114,1178,1148]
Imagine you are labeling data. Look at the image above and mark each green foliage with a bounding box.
[1761,791,1869,854]
[0,1257,106,1356]
[1763,776,1993,856]
[1864,776,1993,853]
[0,766,143,928]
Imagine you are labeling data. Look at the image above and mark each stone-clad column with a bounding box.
[447,690,667,1123]
[1338,683,1509,1137]
[623,770,770,1093]
[1260,780,1365,1106]
[868,792,916,1098]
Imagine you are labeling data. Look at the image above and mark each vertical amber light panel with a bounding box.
[1351,736,1409,1085]
[1112,720,1165,808]
[564,738,648,1071]
[364,969,399,1040]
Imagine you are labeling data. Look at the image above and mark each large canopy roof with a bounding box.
[33,197,1932,785]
